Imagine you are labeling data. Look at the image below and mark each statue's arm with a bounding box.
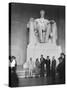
[50,20,57,43]
[45,20,51,42]
[27,22,30,29]
[27,18,34,29]
[34,20,38,32]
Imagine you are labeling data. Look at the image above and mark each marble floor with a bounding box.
[18,75,64,87]
[15,66,65,87]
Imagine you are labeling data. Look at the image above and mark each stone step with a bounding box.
[16,69,41,78]
[16,65,47,78]
[16,70,47,78]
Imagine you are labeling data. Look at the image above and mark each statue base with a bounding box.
[23,42,62,69]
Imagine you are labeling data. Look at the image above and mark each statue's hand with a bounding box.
[27,23,30,28]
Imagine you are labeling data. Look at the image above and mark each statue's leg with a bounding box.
[42,31,46,42]
[46,24,51,42]
[39,29,43,42]
[52,23,57,44]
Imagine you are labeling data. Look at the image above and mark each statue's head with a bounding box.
[40,10,45,18]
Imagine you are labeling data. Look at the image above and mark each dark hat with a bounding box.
[11,56,16,59]
[58,57,62,60]
[61,53,65,56]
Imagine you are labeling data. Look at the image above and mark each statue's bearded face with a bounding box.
[40,10,45,18]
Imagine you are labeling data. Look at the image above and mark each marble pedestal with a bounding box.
[23,42,62,68]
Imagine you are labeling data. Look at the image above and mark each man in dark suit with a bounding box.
[40,54,46,77]
[57,53,65,84]
[51,56,56,82]
[46,56,50,77]
[9,56,19,87]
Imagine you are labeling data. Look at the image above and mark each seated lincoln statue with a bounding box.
[23,10,62,69]
[27,10,57,44]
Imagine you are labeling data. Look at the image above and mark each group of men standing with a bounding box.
[37,52,65,84]
[9,52,65,86]
[40,55,56,77]
[28,54,56,78]
[28,52,65,84]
